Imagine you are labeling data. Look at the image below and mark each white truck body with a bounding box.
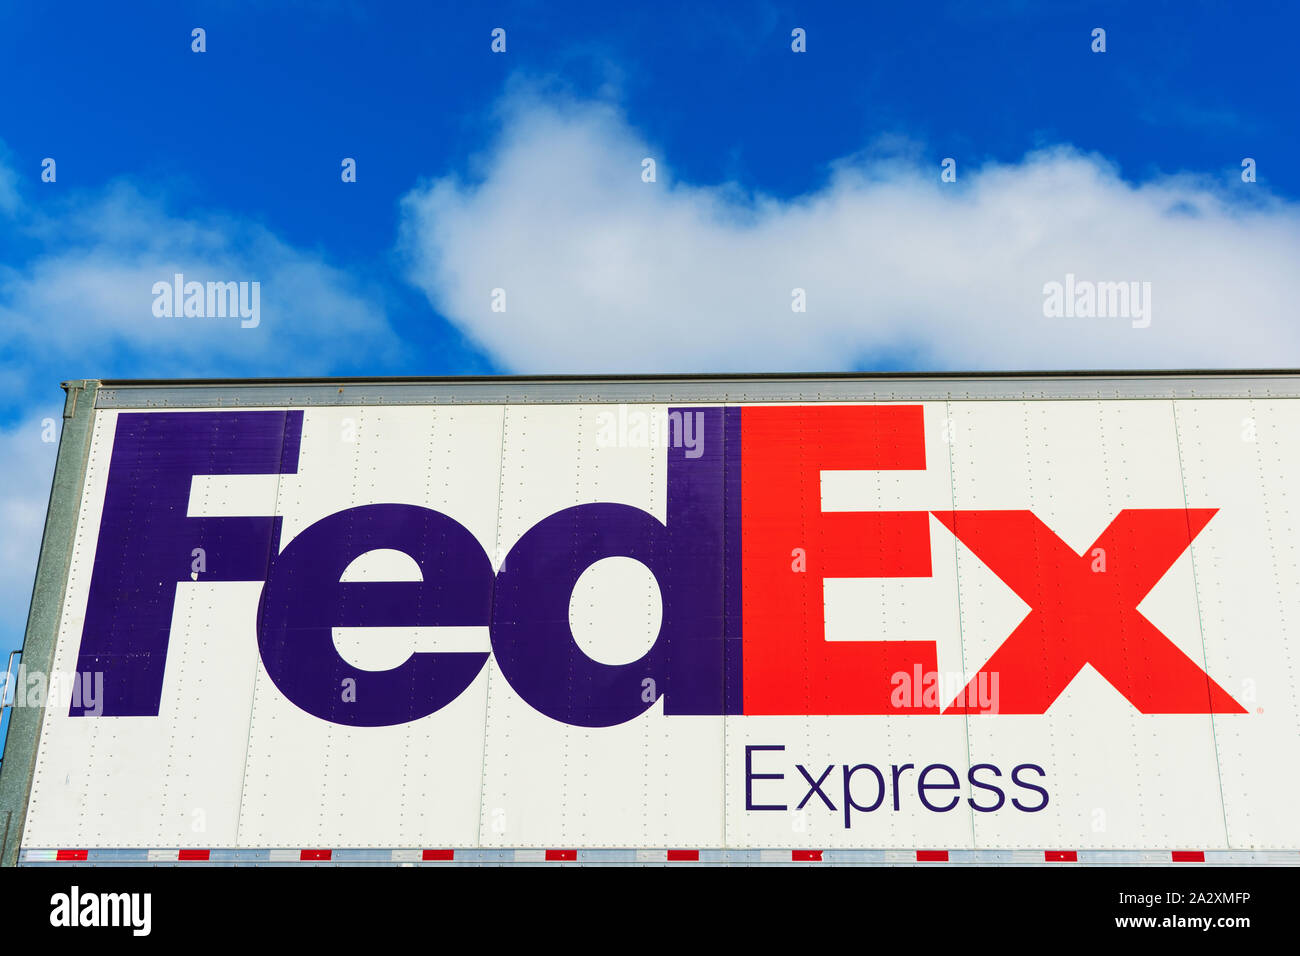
[2,373,1297,864]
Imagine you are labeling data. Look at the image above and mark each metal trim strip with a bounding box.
[89,371,1300,409]
[0,381,100,868]
[20,847,1300,866]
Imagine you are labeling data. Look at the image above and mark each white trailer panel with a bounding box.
[3,374,1297,863]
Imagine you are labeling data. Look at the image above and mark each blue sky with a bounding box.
[1,1,1298,750]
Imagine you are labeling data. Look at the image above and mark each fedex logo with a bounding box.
[69,406,1245,728]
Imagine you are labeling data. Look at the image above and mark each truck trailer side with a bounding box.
[1,372,1297,865]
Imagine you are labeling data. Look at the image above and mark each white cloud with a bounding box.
[0,181,404,395]
[400,94,1300,372]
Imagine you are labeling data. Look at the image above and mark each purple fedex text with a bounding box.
[71,410,743,727]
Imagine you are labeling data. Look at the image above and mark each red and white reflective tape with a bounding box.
[267,849,332,862]
[21,847,1295,865]
[144,849,211,862]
